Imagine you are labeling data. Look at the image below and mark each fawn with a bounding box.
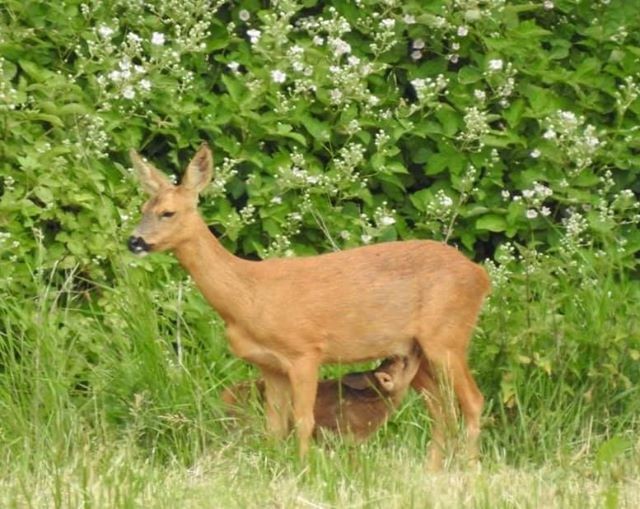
[222,345,422,442]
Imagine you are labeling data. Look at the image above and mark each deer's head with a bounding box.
[128,143,212,255]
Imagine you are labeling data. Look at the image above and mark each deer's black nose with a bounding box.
[128,236,151,253]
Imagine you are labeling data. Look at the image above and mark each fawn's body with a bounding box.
[222,349,422,441]
[128,144,490,469]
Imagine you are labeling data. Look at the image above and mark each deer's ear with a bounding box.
[130,150,172,195]
[374,372,394,392]
[182,143,213,193]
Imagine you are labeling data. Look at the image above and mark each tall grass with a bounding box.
[1,237,638,508]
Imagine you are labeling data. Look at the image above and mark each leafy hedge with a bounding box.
[1,0,639,290]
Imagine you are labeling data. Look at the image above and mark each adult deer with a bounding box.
[127,143,490,469]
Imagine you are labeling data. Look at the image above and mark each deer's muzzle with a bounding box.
[128,236,153,254]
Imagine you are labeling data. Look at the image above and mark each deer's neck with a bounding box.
[173,219,255,324]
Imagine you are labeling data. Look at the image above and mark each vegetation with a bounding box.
[1,0,639,506]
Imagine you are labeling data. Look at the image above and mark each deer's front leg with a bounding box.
[288,356,320,458]
[261,366,292,439]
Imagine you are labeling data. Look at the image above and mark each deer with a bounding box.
[221,344,422,442]
[127,143,490,470]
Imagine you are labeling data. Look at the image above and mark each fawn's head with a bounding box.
[128,144,212,255]
[341,344,422,395]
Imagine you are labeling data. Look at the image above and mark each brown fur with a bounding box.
[128,144,491,469]
[222,348,421,442]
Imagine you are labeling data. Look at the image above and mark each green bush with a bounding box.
[1,0,639,291]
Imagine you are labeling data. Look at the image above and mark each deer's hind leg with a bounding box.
[411,356,453,471]
[415,323,484,468]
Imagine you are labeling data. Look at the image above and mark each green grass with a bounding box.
[1,241,639,508]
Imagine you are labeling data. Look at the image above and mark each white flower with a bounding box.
[534,182,553,198]
[139,79,151,91]
[522,189,535,199]
[151,32,165,46]
[501,190,510,199]
[330,89,343,104]
[440,195,454,207]
[526,209,538,219]
[227,61,240,72]
[108,70,122,82]
[127,32,141,44]
[474,89,486,101]
[457,25,469,37]
[330,37,351,56]
[411,50,422,60]
[379,216,396,226]
[465,9,482,22]
[488,59,504,71]
[271,70,286,83]
[361,234,372,244]
[122,86,135,99]
[347,55,361,66]
[540,206,551,217]
[312,35,324,46]
[98,25,114,39]
[270,196,282,205]
[340,230,351,240]
[238,9,250,21]
[247,29,261,44]
[530,149,541,158]
[542,129,556,140]
[412,39,425,50]
[381,18,395,29]
[559,110,577,125]
[403,14,416,24]
[543,0,554,9]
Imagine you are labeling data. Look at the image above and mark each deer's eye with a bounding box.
[160,211,175,219]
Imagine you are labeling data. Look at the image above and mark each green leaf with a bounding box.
[33,186,54,203]
[595,436,631,472]
[59,103,89,116]
[476,214,507,232]
[19,60,55,81]
[435,108,460,137]
[458,66,483,84]
[26,112,64,127]
[221,74,247,104]
[300,115,330,142]
[503,99,525,128]
[410,189,431,212]
[274,123,307,146]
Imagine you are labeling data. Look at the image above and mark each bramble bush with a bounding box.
[1,0,639,453]
[2,0,639,279]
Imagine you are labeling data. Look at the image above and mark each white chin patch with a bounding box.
[131,247,149,257]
